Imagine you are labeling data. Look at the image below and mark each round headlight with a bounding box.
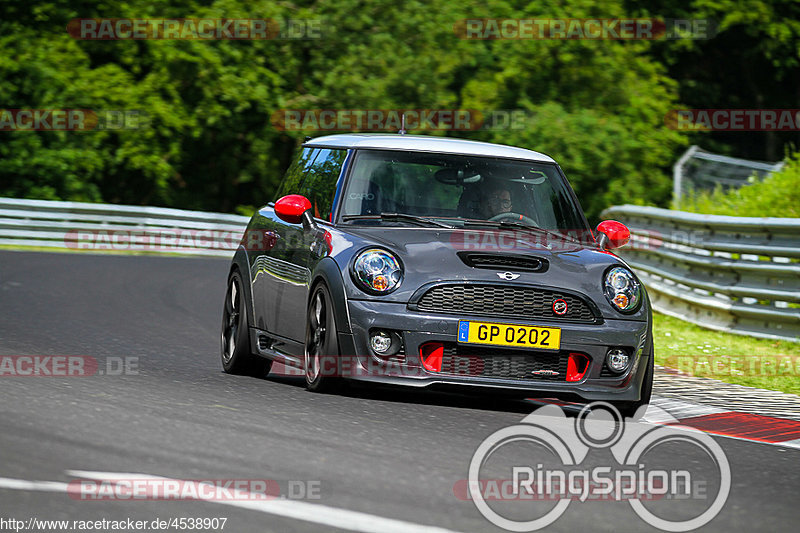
[604,266,641,313]
[353,249,403,294]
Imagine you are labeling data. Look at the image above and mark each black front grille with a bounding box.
[415,284,596,322]
[458,252,547,273]
[438,343,569,381]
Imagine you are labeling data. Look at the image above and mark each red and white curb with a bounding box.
[645,396,800,449]
[529,394,800,450]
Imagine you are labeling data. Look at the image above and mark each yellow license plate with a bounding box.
[457,320,561,350]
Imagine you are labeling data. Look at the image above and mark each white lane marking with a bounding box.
[777,438,800,449]
[527,397,721,424]
[0,477,70,492]
[0,470,464,533]
[647,396,725,422]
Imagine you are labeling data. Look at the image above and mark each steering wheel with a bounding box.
[489,211,539,227]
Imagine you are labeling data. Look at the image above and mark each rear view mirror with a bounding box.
[434,168,482,185]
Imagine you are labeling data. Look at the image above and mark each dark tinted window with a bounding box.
[297,148,347,221]
[340,149,589,235]
[276,147,317,200]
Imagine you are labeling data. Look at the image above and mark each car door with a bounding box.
[273,148,347,344]
[248,147,317,346]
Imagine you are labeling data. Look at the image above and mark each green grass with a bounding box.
[653,312,800,395]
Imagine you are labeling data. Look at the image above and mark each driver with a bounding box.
[482,187,512,219]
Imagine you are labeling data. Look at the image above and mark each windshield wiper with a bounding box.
[462,219,580,244]
[342,213,455,228]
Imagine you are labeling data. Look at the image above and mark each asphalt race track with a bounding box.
[1,250,798,532]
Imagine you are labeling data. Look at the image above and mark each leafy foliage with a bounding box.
[0,0,796,222]
[681,151,800,217]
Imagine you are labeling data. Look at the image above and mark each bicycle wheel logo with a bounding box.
[467,402,730,532]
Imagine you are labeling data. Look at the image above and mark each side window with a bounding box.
[297,148,347,221]
[275,147,318,201]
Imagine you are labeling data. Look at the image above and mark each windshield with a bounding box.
[338,149,591,237]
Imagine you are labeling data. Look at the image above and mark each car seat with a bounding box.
[457,184,483,219]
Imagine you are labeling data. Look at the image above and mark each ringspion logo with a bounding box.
[466,403,730,531]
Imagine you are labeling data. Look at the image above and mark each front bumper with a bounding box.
[337,299,651,403]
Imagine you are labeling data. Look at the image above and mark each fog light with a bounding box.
[370,331,393,354]
[606,349,630,373]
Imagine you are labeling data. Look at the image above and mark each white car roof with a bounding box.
[304,134,556,163]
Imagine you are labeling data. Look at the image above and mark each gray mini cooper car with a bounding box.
[221,134,653,417]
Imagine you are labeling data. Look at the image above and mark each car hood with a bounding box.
[329,226,646,320]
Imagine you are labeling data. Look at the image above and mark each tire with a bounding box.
[304,283,342,393]
[614,350,654,420]
[221,270,272,377]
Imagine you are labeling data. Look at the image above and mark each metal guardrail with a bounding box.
[0,197,249,257]
[672,145,784,207]
[602,205,800,342]
[4,197,798,340]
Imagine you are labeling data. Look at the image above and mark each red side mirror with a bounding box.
[275,195,312,224]
[596,220,630,250]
